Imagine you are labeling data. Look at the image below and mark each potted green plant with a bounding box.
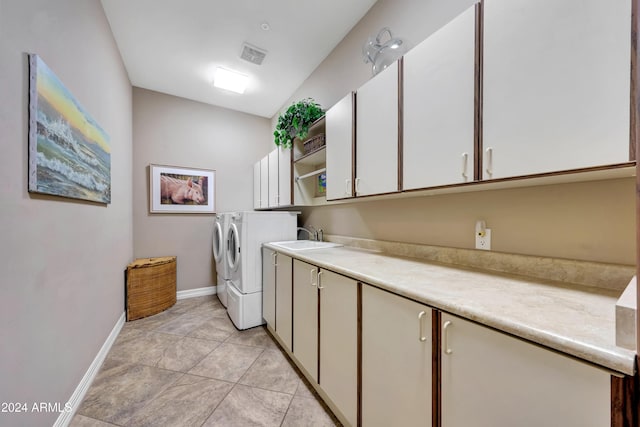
[274,98,324,149]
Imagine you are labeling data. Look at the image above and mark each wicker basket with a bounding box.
[303,133,326,154]
[125,256,177,321]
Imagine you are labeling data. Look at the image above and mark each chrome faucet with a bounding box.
[297,226,318,241]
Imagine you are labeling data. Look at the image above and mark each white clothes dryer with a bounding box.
[212,212,233,307]
[225,211,298,329]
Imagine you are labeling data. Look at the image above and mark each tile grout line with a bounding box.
[71,296,337,426]
[194,377,236,427]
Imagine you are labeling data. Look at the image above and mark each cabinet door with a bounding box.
[318,270,357,426]
[277,146,291,206]
[259,156,269,209]
[261,248,276,328]
[441,313,610,427]
[483,0,631,179]
[361,285,432,426]
[403,5,477,189]
[326,92,354,200]
[253,160,261,209]
[293,259,318,382]
[356,61,398,196]
[268,149,278,207]
[275,254,293,351]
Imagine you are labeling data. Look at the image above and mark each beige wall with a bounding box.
[132,88,272,291]
[303,178,635,265]
[278,0,636,266]
[0,1,133,426]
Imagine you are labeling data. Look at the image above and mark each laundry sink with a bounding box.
[269,240,343,251]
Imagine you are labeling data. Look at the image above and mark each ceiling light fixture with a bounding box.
[260,21,270,31]
[213,67,249,94]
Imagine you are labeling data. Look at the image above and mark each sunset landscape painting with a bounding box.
[28,54,111,203]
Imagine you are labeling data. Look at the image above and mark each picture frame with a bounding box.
[149,164,216,214]
[28,54,111,204]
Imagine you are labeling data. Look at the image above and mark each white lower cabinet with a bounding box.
[361,284,433,427]
[318,269,358,427]
[274,253,293,352]
[263,248,292,351]
[268,254,617,427]
[293,259,319,382]
[261,248,276,328]
[441,313,611,427]
[290,260,358,426]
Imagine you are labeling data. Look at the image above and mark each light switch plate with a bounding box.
[475,228,491,250]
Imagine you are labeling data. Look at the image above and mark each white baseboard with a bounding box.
[54,311,126,427]
[176,286,217,300]
[53,287,216,425]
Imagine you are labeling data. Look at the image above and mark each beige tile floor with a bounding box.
[71,295,340,427]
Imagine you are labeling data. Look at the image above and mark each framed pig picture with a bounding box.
[149,164,216,213]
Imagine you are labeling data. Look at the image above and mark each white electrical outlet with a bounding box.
[475,228,491,250]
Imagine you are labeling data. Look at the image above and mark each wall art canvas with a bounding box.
[149,164,216,213]
[28,54,111,203]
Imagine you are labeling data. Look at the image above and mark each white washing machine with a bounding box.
[225,211,298,329]
[212,212,233,307]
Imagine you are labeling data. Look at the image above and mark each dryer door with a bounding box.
[226,223,241,272]
[212,220,224,263]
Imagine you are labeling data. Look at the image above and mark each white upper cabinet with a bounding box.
[268,149,279,207]
[261,147,291,209]
[277,146,291,206]
[259,156,269,209]
[326,92,355,200]
[356,61,399,196]
[482,0,631,179]
[403,5,477,189]
[253,160,261,209]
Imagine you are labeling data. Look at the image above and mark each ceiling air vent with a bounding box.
[240,43,267,65]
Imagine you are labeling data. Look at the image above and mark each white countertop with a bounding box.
[263,243,637,376]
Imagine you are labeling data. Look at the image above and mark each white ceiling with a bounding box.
[101,0,377,118]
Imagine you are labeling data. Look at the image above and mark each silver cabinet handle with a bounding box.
[317,270,324,290]
[355,177,361,194]
[443,320,453,354]
[485,147,493,178]
[272,251,277,266]
[418,311,427,342]
[310,268,317,287]
[461,152,468,179]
